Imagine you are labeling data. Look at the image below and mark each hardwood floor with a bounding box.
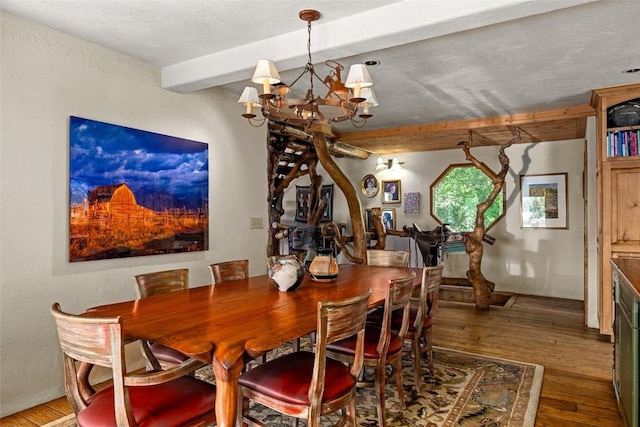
[2,295,625,426]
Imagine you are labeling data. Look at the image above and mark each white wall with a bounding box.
[281,139,586,301]
[0,13,268,415]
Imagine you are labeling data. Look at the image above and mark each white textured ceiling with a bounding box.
[3,0,640,132]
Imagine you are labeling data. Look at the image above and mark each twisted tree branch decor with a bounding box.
[460,128,520,309]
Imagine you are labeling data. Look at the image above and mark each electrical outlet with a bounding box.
[250,217,263,229]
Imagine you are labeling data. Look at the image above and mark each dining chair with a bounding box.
[50,303,215,427]
[326,273,415,427]
[209,259,249,284]
[133,268,191,370]
[366,249,410,267]
[238,290,371,427]
[402,263,444,393]
[369,264,444,391]
[406,264,443,385]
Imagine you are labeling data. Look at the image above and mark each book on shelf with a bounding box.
[606,129,640,158]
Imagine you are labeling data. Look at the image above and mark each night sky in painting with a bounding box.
[69,116,208,211]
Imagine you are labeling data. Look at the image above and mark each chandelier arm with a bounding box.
[288,64,312,89]
[349,117,368,128]
[247,116,267,127]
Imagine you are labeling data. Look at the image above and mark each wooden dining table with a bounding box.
[84,264,418,427]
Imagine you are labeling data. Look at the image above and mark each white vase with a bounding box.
[267,256,305,292]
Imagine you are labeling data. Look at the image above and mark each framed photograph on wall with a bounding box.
[295,184,333,222]
[361,174,379,198]
[381,207,396,230]
[365,208,375,231]
[520,173,568,229]
[365,207,396,230]
[382,179,401,204]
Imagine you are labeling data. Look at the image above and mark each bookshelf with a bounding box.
[591,84,640,335]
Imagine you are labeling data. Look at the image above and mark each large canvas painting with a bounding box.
[69,116,209,261]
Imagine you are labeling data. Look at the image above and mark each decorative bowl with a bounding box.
[267,255,305,292]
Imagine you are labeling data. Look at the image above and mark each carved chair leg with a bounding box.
[412,335,423,392]
[392,357,406,410]
[423,327,435,375]
[374,363,387,427]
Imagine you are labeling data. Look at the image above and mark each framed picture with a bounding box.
[404,192,420,213]
[295,184,333,222]
[68,116,209,262]
[381,208,396,230]
[520,173,568,229]
[361,174,379,198]
[382,179,401,204]
[365,207,396,230]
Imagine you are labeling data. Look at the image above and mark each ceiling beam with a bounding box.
[335,104,595,154]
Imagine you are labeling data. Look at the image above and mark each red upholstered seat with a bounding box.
[327,324,404,359]
[148,342,190,364]
[368,307,433,332]
[79,376,216,427]
[238,351,355,405]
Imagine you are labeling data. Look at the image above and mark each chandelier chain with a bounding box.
[307,19,314,101]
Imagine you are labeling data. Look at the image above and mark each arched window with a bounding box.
[430,164,505,232]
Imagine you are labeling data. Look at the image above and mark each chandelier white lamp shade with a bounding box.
[238,9,377,130]
[251,60,281,98]
[237,87,261,118]
[359,87,378,119]
[344,64,373,102]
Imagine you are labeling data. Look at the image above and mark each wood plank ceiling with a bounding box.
[335,104,594,155]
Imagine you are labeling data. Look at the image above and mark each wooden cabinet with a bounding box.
[611,258,640,427]
[591,84,640,335]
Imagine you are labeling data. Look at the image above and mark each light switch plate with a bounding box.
[250,217,263,229]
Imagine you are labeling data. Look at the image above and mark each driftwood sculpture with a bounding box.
[266,122,370,263]
[309,124,367,263]
[460,128,520,309]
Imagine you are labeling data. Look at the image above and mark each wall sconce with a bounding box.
[376,157,404,170]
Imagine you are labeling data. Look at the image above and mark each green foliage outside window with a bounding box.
[431,164,504,232]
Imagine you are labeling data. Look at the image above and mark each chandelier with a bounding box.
[238,9,378,131]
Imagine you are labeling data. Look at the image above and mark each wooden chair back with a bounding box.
[50,303,210,426]
[209,259,249,284]
[377,273,416,356]
[51,303,124,417]
[414,264,444,331]
[407,263,444,385]
[133,268,189,298]
[310,289,371,405]
[366,249,410,267]
[133,268,190,370]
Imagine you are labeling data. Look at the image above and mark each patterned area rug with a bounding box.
[45,344,543,427]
